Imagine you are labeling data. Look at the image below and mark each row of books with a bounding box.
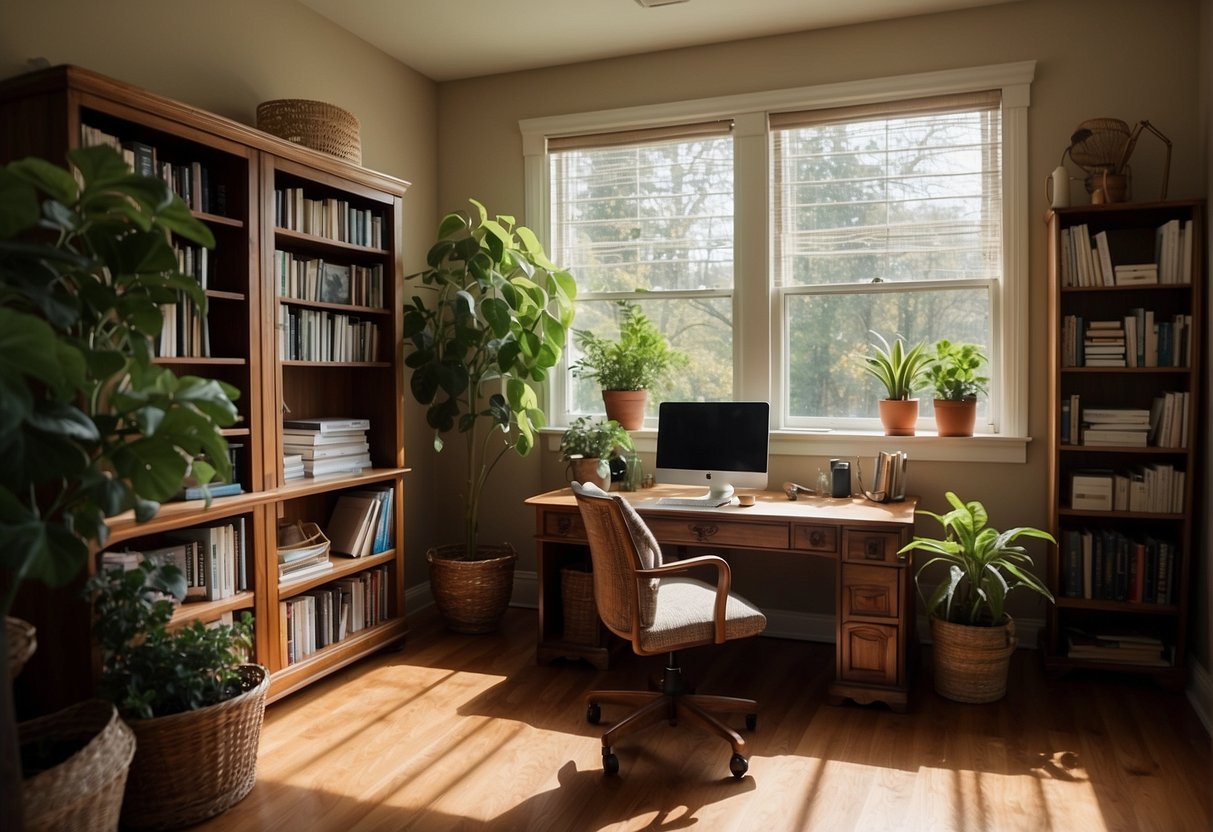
[100,517,249,602]
[173,241,214,291]
[1060,394,1189,449]
[1070,463,1185,514]
[274,251,385,308]
[1064,628,1171,666]
[1060,311,1191,368]
[1059,527,1178,605]
[1059,219,1193,288]
[81,123,227,215]
[280,566,391,665]
[155,292,210,358]
[283,418,373,477]
[328,486,395,557]
[273,188,384,248]
[278,304,381,363]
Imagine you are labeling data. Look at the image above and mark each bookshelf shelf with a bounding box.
[1044,200,1203,682]
[0,64,410,714]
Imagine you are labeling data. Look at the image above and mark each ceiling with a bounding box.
[296,0,1020,82]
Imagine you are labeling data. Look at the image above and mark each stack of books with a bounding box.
[282,417,372,477]
[1065,628,1169,666]
[1080,408,1151,447]
[277,520,334,585]
[283,453,305,481]
[1082,320,1126,367]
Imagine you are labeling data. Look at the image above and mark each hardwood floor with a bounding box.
[198,608,1211,831]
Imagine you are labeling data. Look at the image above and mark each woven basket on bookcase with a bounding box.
[6,615,36,679]
[256,99,361,164]
[20,699,136,832]
[120,664,269,831]
[560,568,600,645]
[427,544,517,634]
[930,616,1017,703]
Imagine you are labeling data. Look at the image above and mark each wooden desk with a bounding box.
[526,485,920,712]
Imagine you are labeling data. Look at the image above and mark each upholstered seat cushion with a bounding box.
[637,577,767,653]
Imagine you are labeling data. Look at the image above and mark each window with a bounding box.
[547,122,735,419]
[522,62,1034,449]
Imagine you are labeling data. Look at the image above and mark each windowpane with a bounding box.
[785,287,990,422]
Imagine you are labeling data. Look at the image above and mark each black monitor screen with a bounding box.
[655,401,770,481]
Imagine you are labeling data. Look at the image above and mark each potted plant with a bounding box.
[558,416,635,490]
[860,332,930,436]
[926,340,989,437]
[0,146,239,830]
[898,492,1056,703]
[570,301,687,430]
[86,561,265,830]
[403,199,576,632]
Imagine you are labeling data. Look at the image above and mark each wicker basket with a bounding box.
[6,615,36,679]
[427,544,517,634]
[256,99,361,164]
[120,664,269,831]
[560,568,600,645]
[930,616,1017,704]
[20,699,136,832]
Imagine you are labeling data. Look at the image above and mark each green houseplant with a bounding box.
[87,562,266,830]
[558,416,635,489]
[570,301,687,430]
[403,199,576,631]
[898,492,1056,702]
[0,147,239,829]
[926,340,989,437]
[860,332,930,436]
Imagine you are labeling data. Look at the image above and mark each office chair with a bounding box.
[570,481,767,778]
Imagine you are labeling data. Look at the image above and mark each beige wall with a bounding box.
[0,0,443,596]
[435,0,1207,644]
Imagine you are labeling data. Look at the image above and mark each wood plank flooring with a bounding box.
[197,608,1211,831]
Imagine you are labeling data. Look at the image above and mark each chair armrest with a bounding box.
[637,555,733,643]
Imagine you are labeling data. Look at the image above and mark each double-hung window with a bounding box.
[523,62,1033,448]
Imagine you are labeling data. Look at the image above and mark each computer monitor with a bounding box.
[654,401,770,501]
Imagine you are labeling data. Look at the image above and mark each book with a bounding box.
[281,429,369,446]
[283,417,370,434]
[281,441,369,459]
[279,558,335,585]
[303,454,372,477]
[327,494,381,557]
[176,481,243,501]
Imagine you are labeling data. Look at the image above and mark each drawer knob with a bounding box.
[864,539,884,560]
[689,523,719,542]
[555,516,573,536]
[809,530,826,546]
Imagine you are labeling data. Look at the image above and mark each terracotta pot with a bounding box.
[934,398,977,437]
[878,398,919,436]
[567,457,609,490]
[930,616,1016,703]
[602,389,647,430]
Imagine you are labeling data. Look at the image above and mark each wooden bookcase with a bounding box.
[0,65,410,712]
[1043,200,1204,688]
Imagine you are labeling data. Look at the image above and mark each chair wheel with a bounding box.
[745,713,757,731]
[729,753,748,778]
[586,703,601,724]
[603,749,619,776]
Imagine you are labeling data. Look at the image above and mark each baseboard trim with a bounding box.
[1187,658,1212,735]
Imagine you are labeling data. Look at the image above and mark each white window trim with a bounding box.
[523,61,1035,464]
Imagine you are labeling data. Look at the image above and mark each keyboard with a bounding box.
[653,497,733,508]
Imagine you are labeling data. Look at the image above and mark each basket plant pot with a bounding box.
[930,615,1017,703]
[428,544,518,633]
[120,664,269,831]
[934,398,977,437]
[560,567,601,646]
[20,699,136,832]
[878,398,919,436]
[602,390,647,431]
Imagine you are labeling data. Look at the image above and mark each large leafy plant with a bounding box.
[0,145,239,610]
[87,561,253,719]
[403,199,576,557]
[926,339,989,401]
[570,300,687,392]
[900,492,1055,626]
[860,331,929,401]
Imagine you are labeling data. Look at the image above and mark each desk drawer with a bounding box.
[792,524,839,554]
[542,511,585,540]
[843,530,904,564]
[841,564,900,620]
[645,517,789,549]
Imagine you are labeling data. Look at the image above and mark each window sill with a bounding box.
[543,428,1031,464]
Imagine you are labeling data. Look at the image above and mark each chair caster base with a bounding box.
[729,753,748,778]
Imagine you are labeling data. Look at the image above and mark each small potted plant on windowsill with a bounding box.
[570,301,688,430]
[860,332,930,436]
[927,340,989,437]
[559,416,635,490]
[898,492,1055,703]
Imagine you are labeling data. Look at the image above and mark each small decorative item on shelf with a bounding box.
[256,98,362,164]
[859,331,930,436]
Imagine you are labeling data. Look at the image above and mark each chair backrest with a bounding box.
[571,482,661,638]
